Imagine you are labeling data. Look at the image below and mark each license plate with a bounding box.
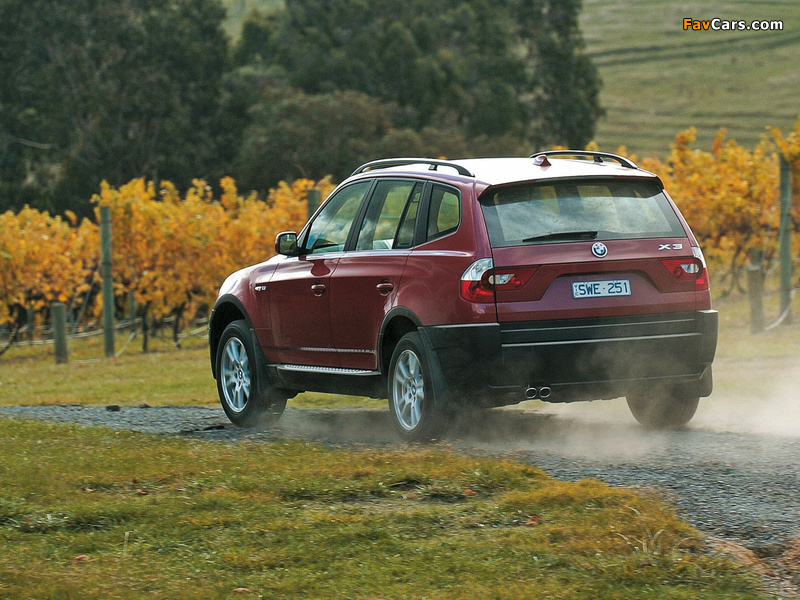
[572,279,631,298]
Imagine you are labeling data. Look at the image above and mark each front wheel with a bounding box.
[388,332,447,442]
[216,320,286,428]
[626,393,699,429]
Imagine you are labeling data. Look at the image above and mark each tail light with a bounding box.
[460,258,539,302]
[660,247,709,290]
[460,258,495,302]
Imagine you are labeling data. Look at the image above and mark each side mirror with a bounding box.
[275,231,298,256]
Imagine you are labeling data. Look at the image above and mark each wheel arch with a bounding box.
[378,307,422,376]
[209,295,256,379]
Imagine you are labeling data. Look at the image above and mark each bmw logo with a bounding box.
[591,242,608,258]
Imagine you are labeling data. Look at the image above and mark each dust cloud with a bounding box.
[457,354,800,457]
[692,359,800,439]
[273,357,800,458]
[454,359,800,462]
[277,400,670,462]
[453,400,668,461]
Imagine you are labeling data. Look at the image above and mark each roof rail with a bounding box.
[351,158,474,177]
[529,150,638,170]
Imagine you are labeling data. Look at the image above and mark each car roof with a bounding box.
[457,157,658,186]
[351,154,659,188]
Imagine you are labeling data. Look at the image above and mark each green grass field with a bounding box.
[0,330,374,409]
[580,0,800,156]
[219,0,282,39]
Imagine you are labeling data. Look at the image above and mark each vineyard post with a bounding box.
[747,250,764,333]
[129,291,137,336]
[52,302,68,364]
[307,188,321,220]
[779,155,792,325]
[100,205,115,357]
[27,306,34,342]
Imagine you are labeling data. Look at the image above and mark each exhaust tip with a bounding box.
[539,386,552,400]
[525,387,539,400]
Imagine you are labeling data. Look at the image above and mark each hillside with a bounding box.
[220,0,281,39]
[221,0,800,157]
[580,0,800,156]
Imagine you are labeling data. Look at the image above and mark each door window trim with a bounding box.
[298,179,376,256]
[418,182,462,244]
[347,177,425,253]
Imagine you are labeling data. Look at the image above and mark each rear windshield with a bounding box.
[480,178,685,248]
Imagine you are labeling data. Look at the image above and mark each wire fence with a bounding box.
[0,316,209,360]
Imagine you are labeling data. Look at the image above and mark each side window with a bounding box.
[356,180,419,251]
[427,185,460,241]
[394,186,422,249]
[304,182,370,254]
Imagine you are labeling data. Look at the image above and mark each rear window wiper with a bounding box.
[522,230,599,243]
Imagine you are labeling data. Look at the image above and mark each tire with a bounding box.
[626,393,699,429]
[387,332,447,442]
[216,320,286,428]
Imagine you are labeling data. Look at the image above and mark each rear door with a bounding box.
[479,177,703,322]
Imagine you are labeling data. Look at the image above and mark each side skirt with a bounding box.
[268,364,386,399]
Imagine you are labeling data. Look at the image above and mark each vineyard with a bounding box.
[2,121,800,352]
[0,176,334,352]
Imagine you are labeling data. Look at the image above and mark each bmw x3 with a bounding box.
[209,152,718,441]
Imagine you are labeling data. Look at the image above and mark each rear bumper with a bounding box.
[420,310,718,406]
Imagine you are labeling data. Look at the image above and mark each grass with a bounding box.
[0,419,771,599]
[580,0,800,156]
[0,329,372,409]
[219,0,282,40]
[700,287,800,426]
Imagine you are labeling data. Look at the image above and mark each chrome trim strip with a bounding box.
[278,364,379,376]
[295,347,374,354]
[503,332,700,348]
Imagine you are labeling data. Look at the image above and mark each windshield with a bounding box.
[479,178,686,248]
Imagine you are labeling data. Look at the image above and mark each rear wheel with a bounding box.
[388,332,447,442]
[626,393,699,429]
[216,320,286,428]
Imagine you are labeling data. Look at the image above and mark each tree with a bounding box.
[521,0,605,149]
[233,0,602,175]
[0,0,233,216]
[236,90,392,189]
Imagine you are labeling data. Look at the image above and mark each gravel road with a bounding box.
[2,399,798,549]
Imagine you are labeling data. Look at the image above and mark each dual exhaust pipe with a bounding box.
[525,386,552,400]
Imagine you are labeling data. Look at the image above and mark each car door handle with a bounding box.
[311,283,326,296]
[376,282,394,295]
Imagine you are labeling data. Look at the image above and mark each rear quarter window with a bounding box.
[480,178,685,248]
[427,185,460,241]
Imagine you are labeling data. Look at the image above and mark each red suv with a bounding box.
[209,152,718,441]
